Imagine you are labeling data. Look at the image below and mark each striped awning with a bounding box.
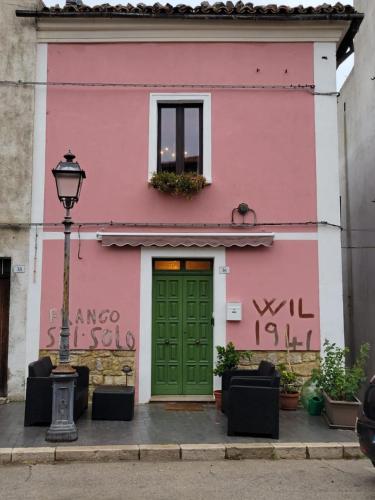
[97,233,274,248]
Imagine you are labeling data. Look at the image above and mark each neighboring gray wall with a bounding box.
[0,1,39,399]
[339,0,375,380]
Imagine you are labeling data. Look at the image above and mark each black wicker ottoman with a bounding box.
[92,385,134,421]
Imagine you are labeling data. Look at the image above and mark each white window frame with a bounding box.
[148,93,212,183]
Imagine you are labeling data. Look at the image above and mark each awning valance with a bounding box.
[97,233,274,248]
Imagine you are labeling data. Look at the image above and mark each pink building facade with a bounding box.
[21,2,359,402]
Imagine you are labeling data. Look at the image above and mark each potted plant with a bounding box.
[278,363,302,410]
[213,342,253,410]
[150,171,206,199]
[312,340,370,429]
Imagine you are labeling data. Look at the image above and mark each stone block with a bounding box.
[181,444,225,461]
[307,443,343,459]
[139,444,181,461]
[79,352,93,359]
[302,352,319,362]
[12,447,55,464]
[288,352,303,364]
[226,443,274,460]
[0,448,12,464]
[263,352,279,365]
[273,443,307,459]
[295,362,319,377]
[113,351,135,357]
[56,445,139,462]
[84,358,98,371]
[343,443,364,459]
[91,374,104,385]
[275,352,287,363]
[103,375,114,385]
[99,359,113,370]
[250,352,265,364]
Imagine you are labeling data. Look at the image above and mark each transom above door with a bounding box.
[152,259,213,396]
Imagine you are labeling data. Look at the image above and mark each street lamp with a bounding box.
[46,150,86,442]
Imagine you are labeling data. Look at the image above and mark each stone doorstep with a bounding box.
[343,442,365,459]
[272,443,308,460]
[307,443,344,459]
[181,444,226,461]
[226,443,274,460]
[55,445,140,462]
[139,444,181,461]
[0,443,365,464]
[11,447,55,464]
[0,449,12,465]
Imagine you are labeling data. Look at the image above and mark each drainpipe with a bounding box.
[343,101,355,363]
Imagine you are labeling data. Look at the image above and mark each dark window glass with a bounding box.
[0,259,11,278]
[157,103,202,174]
[159,107,177,173]
[184,107,200,173]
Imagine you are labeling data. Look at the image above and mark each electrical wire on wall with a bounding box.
[0,220,343,230]
[0,80,339,97]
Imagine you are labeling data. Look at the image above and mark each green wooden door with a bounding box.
[152,270,213,395]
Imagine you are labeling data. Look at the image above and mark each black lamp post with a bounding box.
[46,151,86,442]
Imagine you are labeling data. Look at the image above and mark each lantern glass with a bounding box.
[55,172,82,200]
[52,151,86,210]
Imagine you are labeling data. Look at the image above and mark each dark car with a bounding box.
[357,375,375,466]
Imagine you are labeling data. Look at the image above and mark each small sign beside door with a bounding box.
[13,265,25,273]
[219,266,230,274]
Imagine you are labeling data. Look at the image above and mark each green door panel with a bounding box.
[152,277,183,395]
[182,277,213,395]
[152,272,213,396]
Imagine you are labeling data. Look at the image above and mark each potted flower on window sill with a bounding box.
[311,339,370,429]
[150,171,207,199]
[213,342,253,410]
[278,363,303,411]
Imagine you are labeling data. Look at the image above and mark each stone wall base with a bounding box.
[39,349,319,401]
[239,350,320,384]
[39,350,136,401]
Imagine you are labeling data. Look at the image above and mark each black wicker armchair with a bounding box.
[225,361,280,439]
[24,356,89,426]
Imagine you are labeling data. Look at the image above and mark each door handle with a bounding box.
[195,339,200,345]
[164,339,170,345]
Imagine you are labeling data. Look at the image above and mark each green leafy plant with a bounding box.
[213,342,253,377]
[150,171,206,199]
[278,363,302,394]
[311,340,370,401]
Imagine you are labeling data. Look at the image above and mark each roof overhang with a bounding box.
[15,4,363,65]
[96,232,275,248]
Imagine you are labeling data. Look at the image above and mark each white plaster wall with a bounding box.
[314,42,345,350]
[338,0,375,374]
[0,1,39,399]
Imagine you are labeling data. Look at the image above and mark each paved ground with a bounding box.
[0,402,357,447]
[1,459,374,500]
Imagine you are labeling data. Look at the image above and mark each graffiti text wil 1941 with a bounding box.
[253,298,315,350]
[46,308,135,350]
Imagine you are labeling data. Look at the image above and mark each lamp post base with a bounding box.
[45,368,78,443]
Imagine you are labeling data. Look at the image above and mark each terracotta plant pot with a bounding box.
[214,390,222,410]
[323,391,361,429]
[280,391,299,410]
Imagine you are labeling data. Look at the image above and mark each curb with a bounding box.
[0,442,364,465]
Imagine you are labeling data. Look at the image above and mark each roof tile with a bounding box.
[41,2,357,18]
